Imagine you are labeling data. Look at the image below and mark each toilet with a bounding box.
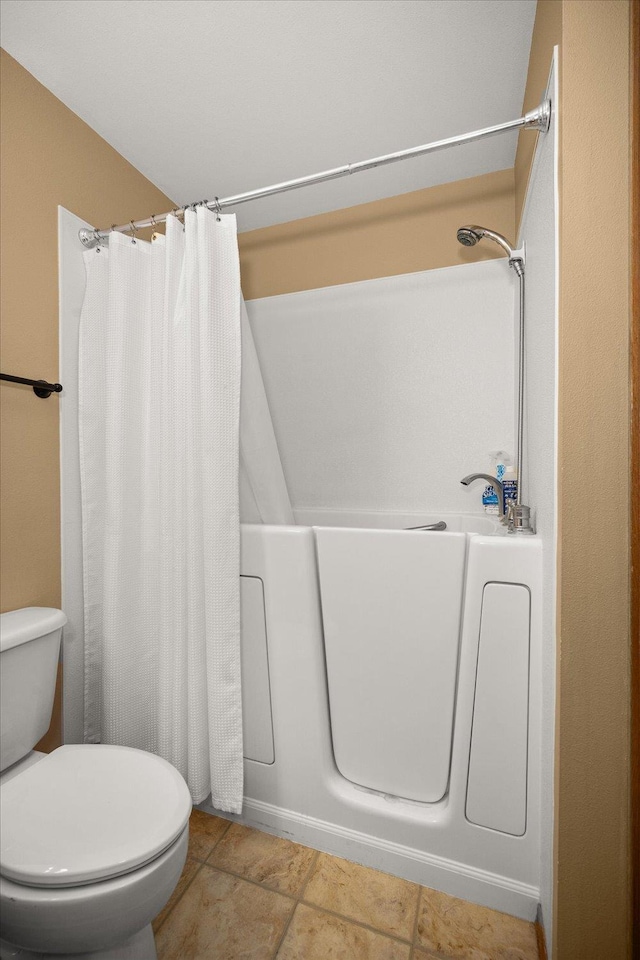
[0,608,192,960]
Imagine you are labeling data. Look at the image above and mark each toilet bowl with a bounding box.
[0,820,188,959]
[0,609,193,959]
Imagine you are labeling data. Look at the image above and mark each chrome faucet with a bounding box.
[460,473,535,534]
[460,473,506,520]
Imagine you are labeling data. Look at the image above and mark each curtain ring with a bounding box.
[150,215,161,242]
[212,197,222,221]
[129,220,138,245]
[172,207,186,231]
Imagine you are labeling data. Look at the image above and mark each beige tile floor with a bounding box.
[154,809,540,960]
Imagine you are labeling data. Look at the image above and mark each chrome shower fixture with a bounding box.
[456,225,524,277]
[457,223,533,534]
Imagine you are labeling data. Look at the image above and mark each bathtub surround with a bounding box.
[239,300,293,525]
[79,212,244,812]
[245,261,514,516]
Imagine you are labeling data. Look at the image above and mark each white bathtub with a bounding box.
[199,511,542,919]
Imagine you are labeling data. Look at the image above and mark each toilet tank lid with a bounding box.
[0,607,67,652]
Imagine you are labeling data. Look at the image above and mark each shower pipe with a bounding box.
[456,224,533,534]
[78,100,551,248]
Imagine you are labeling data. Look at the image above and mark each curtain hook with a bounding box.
[129,220,138,245]
[212,197,222,221]
[174,206,187,232]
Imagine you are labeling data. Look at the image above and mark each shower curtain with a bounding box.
[79,207,288,812]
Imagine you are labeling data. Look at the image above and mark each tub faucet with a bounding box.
[460,473,505,520]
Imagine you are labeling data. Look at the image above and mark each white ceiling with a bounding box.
[0,0,537,232]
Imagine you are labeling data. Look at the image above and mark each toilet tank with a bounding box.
[0,608,67,772]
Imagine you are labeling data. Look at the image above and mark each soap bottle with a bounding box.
[482,451,507,514]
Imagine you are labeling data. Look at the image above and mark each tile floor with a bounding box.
[153,809,540,960]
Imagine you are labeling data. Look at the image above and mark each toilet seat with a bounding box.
[0,744,192,888]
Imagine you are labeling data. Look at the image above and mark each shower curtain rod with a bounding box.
[79,99,551,249]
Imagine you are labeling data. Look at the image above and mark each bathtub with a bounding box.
[199,511,542,919]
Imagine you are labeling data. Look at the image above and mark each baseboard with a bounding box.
[199,795,539,920]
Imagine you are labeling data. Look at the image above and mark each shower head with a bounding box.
[456,224,524,276]
[456,226,484,247]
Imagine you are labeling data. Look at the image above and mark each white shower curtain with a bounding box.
[79,208,246,811]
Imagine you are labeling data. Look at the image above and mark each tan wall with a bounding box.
[0,50,174,749]
[238,169,514,301]
[555,1,632,957]
[515,0,562,233]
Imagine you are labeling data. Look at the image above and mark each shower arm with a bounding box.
[78,100,551,248]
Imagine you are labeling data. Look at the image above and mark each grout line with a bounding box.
[270,897,299,960]
[194,855,417,949]
[411,884,423,945]
[270,849,319,957]
[202,818,232,862]
[153,859,204,932]
[164,818,457,958]
[297,848,320,901]
[298,897,415,946]
[187,813,233,864]
[197,860,299,901]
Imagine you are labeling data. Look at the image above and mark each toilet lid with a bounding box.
[0,744,192,887]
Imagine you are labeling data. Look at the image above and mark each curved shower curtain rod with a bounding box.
[79,99,551,249]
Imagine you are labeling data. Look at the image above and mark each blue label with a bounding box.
[482,484,498,505]
[503,479,518,504]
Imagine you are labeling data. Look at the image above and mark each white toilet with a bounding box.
[0,608,192,960]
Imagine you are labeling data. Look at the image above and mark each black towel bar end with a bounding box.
[0,373,63,398]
